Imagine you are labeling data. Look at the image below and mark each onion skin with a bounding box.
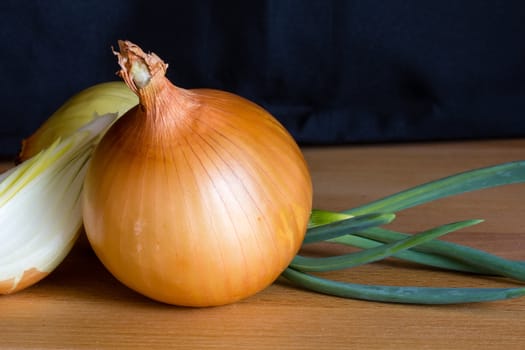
[82,41,312,306]
[0,268,47,295]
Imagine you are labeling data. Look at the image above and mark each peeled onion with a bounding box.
[82,41,312,306]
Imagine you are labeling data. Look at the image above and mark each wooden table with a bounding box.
[1,139,525,349]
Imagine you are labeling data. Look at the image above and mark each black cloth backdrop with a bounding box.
[2,0,525,157]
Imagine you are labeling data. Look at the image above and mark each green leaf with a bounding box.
[282,267,525,304]
[308,209,354,228]
[343,161,525,216]
[359,227,525,282]
[329,234,490,274]
[303,213,395,244]
[292,219,482,272]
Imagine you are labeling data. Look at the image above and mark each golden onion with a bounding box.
[82,41,313,306]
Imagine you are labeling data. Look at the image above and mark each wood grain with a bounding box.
[1,139,525,349]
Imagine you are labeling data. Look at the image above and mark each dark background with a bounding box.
[2,0,525,158]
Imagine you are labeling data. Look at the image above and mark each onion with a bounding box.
[17,81,137,163]
[0,114,116,294]
[82,41,313,306]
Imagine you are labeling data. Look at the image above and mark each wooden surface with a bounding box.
[2,139,525,349]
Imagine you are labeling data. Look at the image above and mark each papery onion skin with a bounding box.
[0,268,47,294]
[82,41,313,307]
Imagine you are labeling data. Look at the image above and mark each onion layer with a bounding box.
[82,41,313,306]
[0,114,116,294]
[17,81,137,163]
